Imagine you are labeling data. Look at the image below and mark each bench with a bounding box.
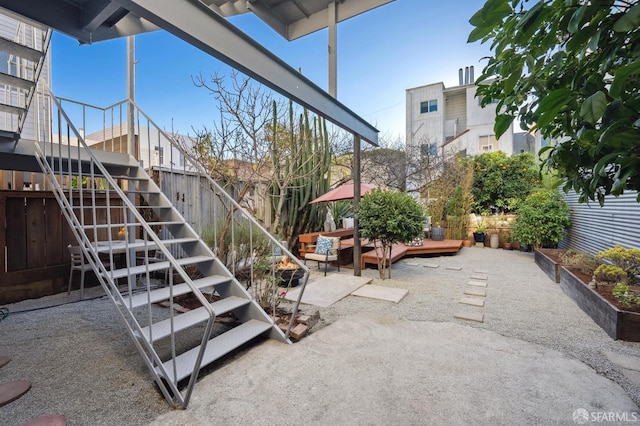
[298,228,354,257]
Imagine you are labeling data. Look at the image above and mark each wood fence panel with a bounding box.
[0,196,5,274]
[26,197,46,269]
[6,196,27,272]
[44,197,66,265]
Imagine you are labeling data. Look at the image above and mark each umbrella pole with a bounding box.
[353,133,362,276]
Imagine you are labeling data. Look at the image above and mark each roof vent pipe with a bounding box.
[465,66,469,85]
[470,66,475,84]
[458,68,463,86]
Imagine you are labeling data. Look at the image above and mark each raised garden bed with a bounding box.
[559,266,640,342]
[534,248,565,283]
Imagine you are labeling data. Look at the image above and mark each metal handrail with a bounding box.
[36,84,216,408]
[53,95,311,338]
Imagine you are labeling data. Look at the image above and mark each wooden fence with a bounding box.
[0,190,124,304]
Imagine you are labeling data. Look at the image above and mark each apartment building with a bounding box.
[406,66,518,158]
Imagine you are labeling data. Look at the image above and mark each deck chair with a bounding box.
[304,235,340,276]
[68,245,111,298]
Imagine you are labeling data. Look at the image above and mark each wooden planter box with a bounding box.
[559,266,640,341]
[534,249,561,283]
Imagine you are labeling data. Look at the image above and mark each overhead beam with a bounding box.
[0,1,159,44]
[111,0,379,144]
[287,0,394,40]
[246,1,288,38]
[83,0,122,33]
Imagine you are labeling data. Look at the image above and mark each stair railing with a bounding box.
[54,95,311,339]
[34,84,218,408]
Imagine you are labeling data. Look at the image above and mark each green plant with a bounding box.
[511,189,570,249]
[502,230,512,243]
[594,264,628,285]
[471,152,539,214]
[474,220,487,234]
[595,245,640,283]
[470,1,640,205]
[612,283,640,309]
[358,189,424,279]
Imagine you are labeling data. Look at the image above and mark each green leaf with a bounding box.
[468,25,494,43]
[580,91,607,125]
[610,60,640,98]
[568,5,586,33]
[494,114,515,138]
[613,4,640,32]
[537,88,573,128]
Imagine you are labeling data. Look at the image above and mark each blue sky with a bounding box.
[50,0,491,141]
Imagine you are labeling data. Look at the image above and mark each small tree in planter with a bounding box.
[358,189,424,279]
[512,189,570,249]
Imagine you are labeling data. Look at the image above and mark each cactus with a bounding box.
[269,100,331,251]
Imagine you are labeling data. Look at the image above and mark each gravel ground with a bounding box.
[1,246,639,425]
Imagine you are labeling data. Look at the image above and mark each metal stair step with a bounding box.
[137,296,250,342]
[93,237,198,253]
[0,35,45,63]
[0,72,35,91]
[108,255,214,279]
[156,320,272,383]
[0,103,26,116]
[124,275,230,308]
[85,221,184,230]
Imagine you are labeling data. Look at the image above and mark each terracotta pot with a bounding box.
[462,240,472,247]
[503,242,512,250]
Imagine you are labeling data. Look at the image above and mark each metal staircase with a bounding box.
[0,15,51,142]
[32,86,310,408]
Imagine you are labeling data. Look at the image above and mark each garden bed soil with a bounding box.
[560,266,640,341]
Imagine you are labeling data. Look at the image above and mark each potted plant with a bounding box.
[502,231,513,250]
[473,220,487,243]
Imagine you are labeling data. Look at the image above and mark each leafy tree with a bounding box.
[358,189,424,279]
[469,0,640,205]
[511,189,571,248]
[472,151,539,214]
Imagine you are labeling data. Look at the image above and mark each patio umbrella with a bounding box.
[309,182,376,204]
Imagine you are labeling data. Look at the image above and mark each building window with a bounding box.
[154,146,164,165]
[420,99,438,114]
[421,143,439,157]
[478,96,499,105]
[479,135,496,152]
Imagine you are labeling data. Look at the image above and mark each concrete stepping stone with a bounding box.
[423,263,439,269]
[470,274,488,280]
[0,380,31,408]
[464,287,486,297]
[454,311,484,323]
[403,262,421,267]
[468,280,487,288]
[473,269,489,274]
[459,297,485,307]
[0,356,10,369]
[351,285,408,303]
[22,414,67,426]
[446,266,462,271]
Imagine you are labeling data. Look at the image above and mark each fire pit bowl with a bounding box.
[276,256,304,287]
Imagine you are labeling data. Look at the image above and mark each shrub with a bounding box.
[559,251,599,276]
[594,264,628,285]
[612,283,640,309]
[511,189,570,249]
[359,189,424,279]
[596,245,640,283]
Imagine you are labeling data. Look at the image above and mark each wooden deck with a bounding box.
[360,239,463,269]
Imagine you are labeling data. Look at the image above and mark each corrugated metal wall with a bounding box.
[559,191,640,255]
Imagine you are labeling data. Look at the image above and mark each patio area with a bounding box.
[2,247,640,425]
